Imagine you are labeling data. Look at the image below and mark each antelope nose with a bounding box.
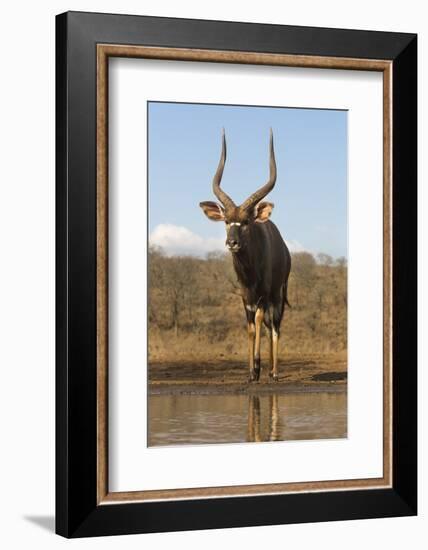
[227,239,240,252]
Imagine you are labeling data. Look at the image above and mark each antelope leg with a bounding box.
[270,327,279,381]
[247,321,256,382]
[254,307,264,381]
[268,328,273,375]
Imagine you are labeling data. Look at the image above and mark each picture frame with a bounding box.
[56,11,417,538]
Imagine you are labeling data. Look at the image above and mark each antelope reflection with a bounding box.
[247,394,280,442]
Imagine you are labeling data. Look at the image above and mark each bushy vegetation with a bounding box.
[148,247,347,361]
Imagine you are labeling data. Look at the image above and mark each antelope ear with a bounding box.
[254,201,274,223]
[199,201,225,221]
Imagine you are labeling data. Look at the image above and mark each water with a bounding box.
[148,391,347,446]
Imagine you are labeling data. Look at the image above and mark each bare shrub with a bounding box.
[148,249,347,360]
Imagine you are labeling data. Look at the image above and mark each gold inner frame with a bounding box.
[96,44,393,505]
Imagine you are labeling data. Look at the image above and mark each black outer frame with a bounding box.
[56,11,417,538]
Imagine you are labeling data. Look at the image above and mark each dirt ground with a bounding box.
[148,354,347,395]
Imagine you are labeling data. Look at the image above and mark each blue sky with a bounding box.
[148,101,347,259]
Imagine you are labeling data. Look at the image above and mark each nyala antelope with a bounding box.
[200,129,291,382]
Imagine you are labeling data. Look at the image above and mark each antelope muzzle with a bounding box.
[226,223,242,252]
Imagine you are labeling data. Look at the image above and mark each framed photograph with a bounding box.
[56,11,417,537]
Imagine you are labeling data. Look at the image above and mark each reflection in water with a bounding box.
[247,395,261,442]
[247,395,280,442]
[148,391,347,446]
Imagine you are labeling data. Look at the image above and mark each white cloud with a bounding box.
[149,223,309,257]
[149,224,225,256]
[285,239,308,253]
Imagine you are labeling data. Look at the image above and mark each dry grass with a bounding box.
[148,248,347,365]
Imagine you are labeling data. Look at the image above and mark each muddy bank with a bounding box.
[149,356,347,396]
[150,383,346,396]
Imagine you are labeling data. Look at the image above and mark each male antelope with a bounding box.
[200,129,291,382]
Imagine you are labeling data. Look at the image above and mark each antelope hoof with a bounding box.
[269,372,279,382]
[248,370,258,383]
[254,359,261,382]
